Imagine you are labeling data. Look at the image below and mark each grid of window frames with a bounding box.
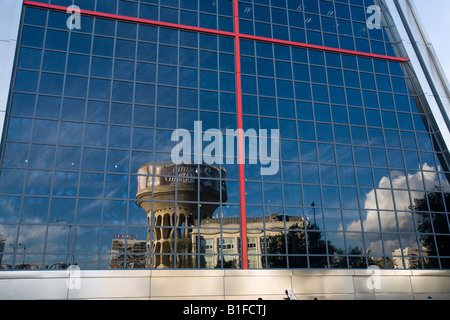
[0,4,240,270]
[239,39,450,269]
[238,0,396,56]
[28,0,235,32]
[0,0,449,270]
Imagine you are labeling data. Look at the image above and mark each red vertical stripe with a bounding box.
[233,0,249,270]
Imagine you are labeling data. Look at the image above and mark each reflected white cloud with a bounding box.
[346,163,446,255]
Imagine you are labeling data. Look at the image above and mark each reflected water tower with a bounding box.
[136,162,227,268]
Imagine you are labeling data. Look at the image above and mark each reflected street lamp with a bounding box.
[9,243,27,268]
[311,201,316,227]
[55,219,76,266]
[19,243,27,266]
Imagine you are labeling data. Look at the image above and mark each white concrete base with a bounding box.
[0,269,449,300]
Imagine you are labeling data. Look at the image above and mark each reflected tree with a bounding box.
[412,186,450,269]
[262,222,335,268]
[175,235,194,268]
[215,258,238,269]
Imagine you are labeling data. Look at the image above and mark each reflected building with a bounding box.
[136,162,227,268]
[392,247,423,269]
[196,212,308,269]
[110,234,147,269]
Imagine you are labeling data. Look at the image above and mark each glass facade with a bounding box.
[238,0,396,56]
[0,0,449,271]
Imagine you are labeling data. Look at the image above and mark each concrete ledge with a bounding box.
[411,270,450,276]
[151,269,224,277]
[224,269,291,298]
[292,269,354,276]
[0,269,449,300]
[151,270,225,299]
[410,275,450,294]
[353,269,413,276]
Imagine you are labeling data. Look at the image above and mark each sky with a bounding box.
[413,0,450,83]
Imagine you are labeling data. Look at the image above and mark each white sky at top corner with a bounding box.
[412,0,450,82]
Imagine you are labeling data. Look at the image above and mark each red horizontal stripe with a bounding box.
[24,0,409,62]
[240,34,410,63]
